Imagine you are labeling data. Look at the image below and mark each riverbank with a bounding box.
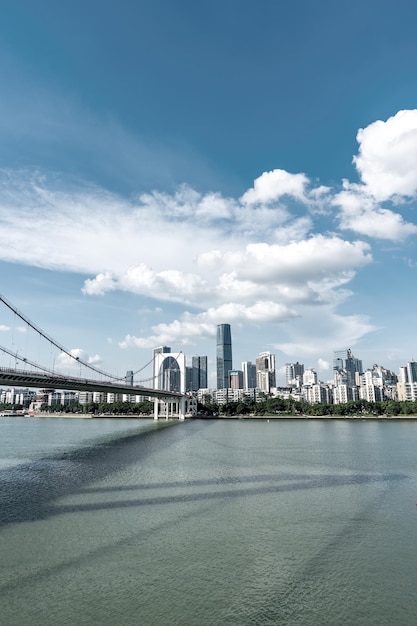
[29,412,417,420]
[212,414,417,420]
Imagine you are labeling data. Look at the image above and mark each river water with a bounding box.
[1,416,417,625]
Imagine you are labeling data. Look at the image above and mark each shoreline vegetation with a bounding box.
[3,397,417,420]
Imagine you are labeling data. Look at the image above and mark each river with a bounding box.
[1,416,417,625]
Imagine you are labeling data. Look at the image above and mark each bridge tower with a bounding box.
[153,351,187,420]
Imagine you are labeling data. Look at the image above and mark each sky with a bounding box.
[1,0,417,387]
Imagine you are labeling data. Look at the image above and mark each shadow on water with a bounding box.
[0,416,408,528]
[0,419,210,528]
[53,472,406,515]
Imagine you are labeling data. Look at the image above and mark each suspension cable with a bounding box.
[0,294,121,380]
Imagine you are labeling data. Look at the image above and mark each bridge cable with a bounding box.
[0,294,123,381]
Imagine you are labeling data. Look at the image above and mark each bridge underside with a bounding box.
[0,368,183,401]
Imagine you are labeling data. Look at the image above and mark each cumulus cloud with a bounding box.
[240,169,309,204]
[83,235,372,314]
[334,183,417,240]
[119,301,299,349]
[353,110,417,201]
[1,109,417,362]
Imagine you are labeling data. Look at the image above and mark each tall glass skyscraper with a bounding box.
[191,355,208,391]
[216,324,232,389]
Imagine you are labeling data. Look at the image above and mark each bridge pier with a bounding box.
[153,398,186,420]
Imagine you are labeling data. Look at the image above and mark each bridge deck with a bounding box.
[0,367,184,399]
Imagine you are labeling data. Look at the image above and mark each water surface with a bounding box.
[1,417,417,625]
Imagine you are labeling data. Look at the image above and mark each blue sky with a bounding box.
[1,0,417,386]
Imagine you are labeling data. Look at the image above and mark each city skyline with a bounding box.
[1,2,417,383]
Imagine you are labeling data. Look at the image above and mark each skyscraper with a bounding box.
[217,324,232,389]
[191,355,208,391]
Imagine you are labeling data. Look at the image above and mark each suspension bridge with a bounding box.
[0,294,191,419]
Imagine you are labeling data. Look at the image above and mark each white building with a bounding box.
[303,368,318,386]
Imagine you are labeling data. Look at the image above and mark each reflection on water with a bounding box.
[1,417,417,625]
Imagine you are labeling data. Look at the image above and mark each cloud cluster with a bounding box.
[54,349,103,373]
[334,110,417,240]
[0,110,417,358]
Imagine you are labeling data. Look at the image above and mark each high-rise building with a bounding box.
[191,355,208,391]
[186,366,193,392]
[256,351,276,393]
[217,324,232,389]
[286,362,304,386]
[397,361,417,401]
[333,348,362,386]
[242,361,257,389]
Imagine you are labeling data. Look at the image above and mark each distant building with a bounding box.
[256,352,276,393]
[186,367,193,392]
[333,348,362,386]
[217,324,232,389]
[242,361,257,390]
[303,383,331,404]
[303,368,318,386]
[286,362,305,387]
[397,361,417,401]
[229,370,244,390]
[192,355,208,391]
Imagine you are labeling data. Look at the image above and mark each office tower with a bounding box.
[217,324,232,389]
[333,348,362,386]
[256,351,276,393]
[242,361,257,389]
[191,355,208,391]
[286,362,304,386]
[125,370,134,386]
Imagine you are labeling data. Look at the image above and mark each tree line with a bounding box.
[198,397,417,417]
[3,397,417,417]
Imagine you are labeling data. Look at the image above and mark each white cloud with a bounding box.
[3,111,417,363]
[317,358,330,371]
[119,301,299,349]
[205,236,371,284]
[334,183,417,240]
[0,325,10,331]
[272,308,377,360]
[353,110,417,201]
[54,349,103,373]
[83,235,372,315]
[240,169,309,204]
